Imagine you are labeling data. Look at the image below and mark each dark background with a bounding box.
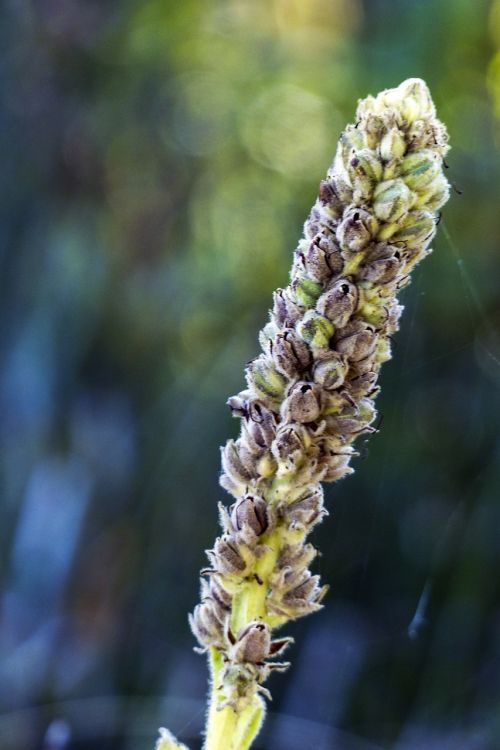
[1,0,500,748]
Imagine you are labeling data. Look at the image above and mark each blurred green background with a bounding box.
[1,0,500,748]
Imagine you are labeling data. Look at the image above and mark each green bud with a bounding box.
[296,311,334,349]
[382,78,435,124]
[292,276,323,308]
[246,357,287,403]
[348,148,383,183]
[258,320,278,351]
[364,114,386,149]
[375,337,392,364]
[358,301,389,327]
[340,127,364,153]
[399,149,441,191]
[390,210,436,248]
[379,128,406,161]
[415,171,450,211]
[373,179,413,223]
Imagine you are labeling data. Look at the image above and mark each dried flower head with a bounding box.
[187,78,450,749]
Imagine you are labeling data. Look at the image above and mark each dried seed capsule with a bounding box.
[246,356,287,405]
[347,371,379,399]
[301,237,343,284]
[221,440,254,486]
[321,453,354,482]
[281,382,321,424]
[209,577,232,611]
[231,494,269,537]
[359,244,403,284]
[232,621,271,664]
[373,179,413,223]
[242,401,276,450]
[283,486,326,528]
[282,573,322,606]
[334,320,378,362]
[211,536,247,575]
[316,278,358,328]
[399,149,441,191]
[227,392,250,418]
[336,207,379,253]
[272,329,312,377]
[189,604,220,647]
[296,310,334,349]
[318,180,343,217]
[272,289,302,327]
[271,424,310,466]
[326,397,377,435]
[312,351,349,390]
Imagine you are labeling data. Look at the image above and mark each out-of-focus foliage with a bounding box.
[0,1,499,749]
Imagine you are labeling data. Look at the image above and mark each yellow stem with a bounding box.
[204,649,264,750]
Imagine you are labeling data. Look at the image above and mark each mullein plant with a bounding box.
[157,78,450,750]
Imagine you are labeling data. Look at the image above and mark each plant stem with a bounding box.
[204,649,264,750]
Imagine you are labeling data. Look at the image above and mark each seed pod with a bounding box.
[221,440,254,486]
[316,278,358,328]
[304,204,338,239]
[282,573,322,606]
[373,179,413,223]
[271,424,310,466]
[334,320,378,362]
[209,577,232,611]
[326,397,377,435]
[379,127,406,161]
[312,351,349,390]
[296,310,334,349]
[301,237,343,284]
[189,604,221,647]
[390,210,435,248]
[232,621,271,664]
[359,245,403,284]
[336,207,379,253]
[246,356,287,405]
[321,450,354,482]
[231,494,269,537]
[227,392,250,418]
[211,536,247,575]
[272,329,312,377]
[283,486,326,528]
[347,370,379,399]
[318,180,343,217]
[281,382,322,424]
[242,401,276,450]
[399,149,441,191]
[272,289,302,328]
